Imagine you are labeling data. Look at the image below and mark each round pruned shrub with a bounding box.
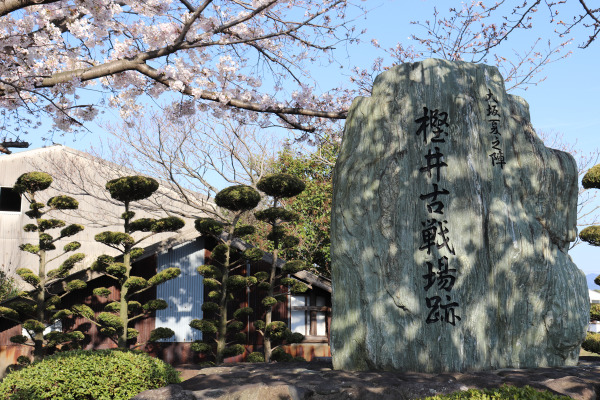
[214,185,261,212]
[246,352,265,363]
[0,349,180,400]
[270,347,293,362]
[419,384,571,399]
[257,173,305,199]
[582,332,600,355]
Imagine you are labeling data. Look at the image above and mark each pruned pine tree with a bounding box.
[580,165,600,286]
[254,174,311,362]
[190,185,262,364]
[75,176,185,348]
[0,172,86,362]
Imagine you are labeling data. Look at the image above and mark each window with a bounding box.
[290,293,328,338]
[0,187,21,212]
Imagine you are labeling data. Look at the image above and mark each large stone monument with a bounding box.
[331,58,589,372]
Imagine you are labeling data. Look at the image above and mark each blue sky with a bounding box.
[9,0,600,277]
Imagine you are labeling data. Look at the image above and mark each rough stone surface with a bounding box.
[331,58,589,372]
[130,360,600,399]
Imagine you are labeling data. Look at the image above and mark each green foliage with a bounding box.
[222,344,246,358]
[254,271,268,282]
[226,274,248,289]
[104,302,120,312]
[129,218,155,232]
[18,271,40,287]
[91,255,115,272]
[14,171,53,194]
[23,224,38,232]
[0,349,180,400]
[227,321,244,332]
[257,173,305,199]
[143,299,168,311]
[254,320,266,331]
[121,211,135,220]
[234,225,255,237]
[19,243,39,254]
[44,331,84,348]
[123,276,148,291]
[203,277,221,290]
[194,218,224,236]
[582,332,600,354]
[191,341,212,353]
[97,312,123,329]
[60,224,84,238]
[254,207,299,223]
[233,307,253,320]
[60,253,85,273]
[52,309,73,320]
[93,287,112,298]
[208,290,221,300]
[270,347,294,362]
[246,352,265,362]
[265,321,288,339]
[94,231,134,247]
[47,195,78,210]
[197,264,222,278]
[266,225,286,242]
[262,296,278,308]
[210,244,229,264]
[242,247,264,261]
[62,241,81,252]
[11,301,36,317]
[583,164,600,189]
[152,216,185,233]
[149,327,175,342]
[23,319,45,333]
[580,225,600,246]
[215,185,261,211]
[10,335,28,344]
[202,302,219,313]
[287,331,304,344]
[148,267,181,286]
[130,247,144,259]
[38,219,65,231]
[106,175,159,203]
[16,356,31,366]
[591,304,600,321]
[420,385,571,399]
[246,276,257,286]
[282,260,310,274]
[106,263,127,277]
[0,306,19,320]
[44,295,60,310]
[281,235,300,249]
[127,301,142,312]
[72,304,94,320]
[190,319,218,334]
[65,279,86,292]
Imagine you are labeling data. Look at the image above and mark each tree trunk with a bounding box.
[33,248,46,361]
[118,251,130,348]
[264,230,279,363]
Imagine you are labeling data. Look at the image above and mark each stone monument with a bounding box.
[331,58,589,372]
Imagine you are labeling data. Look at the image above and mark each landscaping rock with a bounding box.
[331,58,589,372]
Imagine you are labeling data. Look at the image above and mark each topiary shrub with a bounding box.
[591,304,600,322]
[246,352,265,363]
[0,349,179,400]
[582,332,600,354]
[270,347,294,362]
[420,384,570,399]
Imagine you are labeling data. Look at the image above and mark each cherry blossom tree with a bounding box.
[0,0,361,143]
